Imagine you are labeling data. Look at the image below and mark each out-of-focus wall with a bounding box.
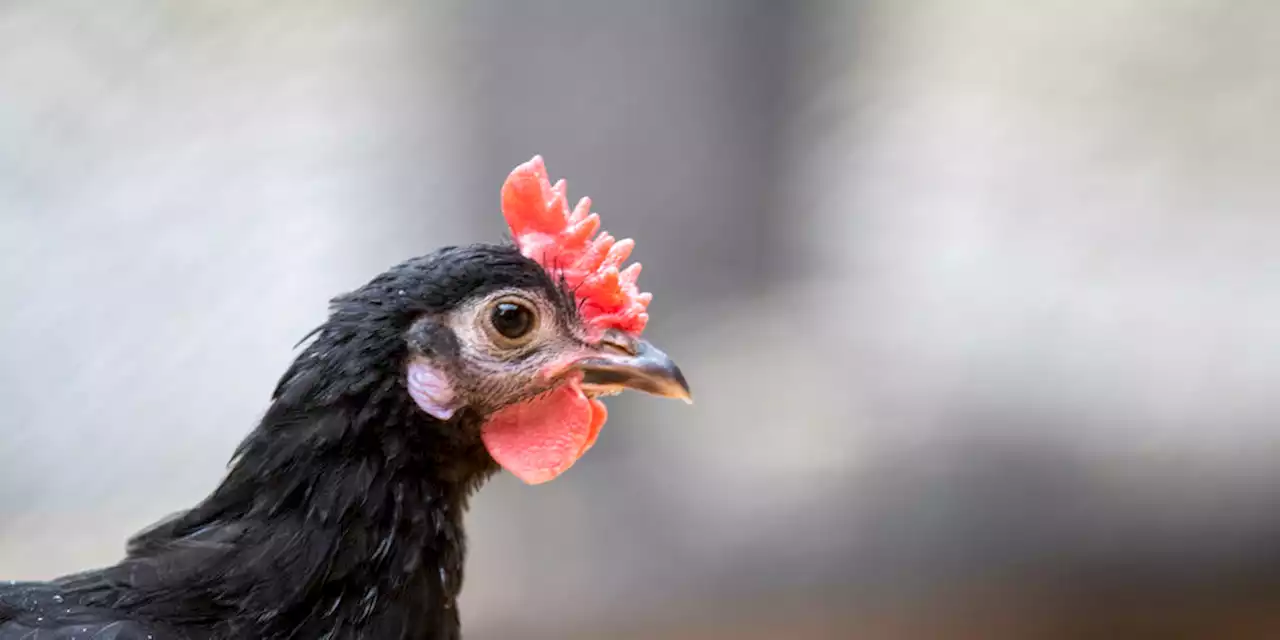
[0,0,477,580]
[808,0,1280,575]
[4,1,1280,638]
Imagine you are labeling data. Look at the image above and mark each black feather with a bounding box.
[1,244,573,640]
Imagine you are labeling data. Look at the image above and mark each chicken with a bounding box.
[0,156,691,640]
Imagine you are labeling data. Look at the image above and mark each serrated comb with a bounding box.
[501,155,651,337]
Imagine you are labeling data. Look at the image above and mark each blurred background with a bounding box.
[3,1,1280,638]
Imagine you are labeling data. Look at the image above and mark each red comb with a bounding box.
[501,155,651,337]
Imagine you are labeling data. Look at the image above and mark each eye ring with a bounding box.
[485,296,539,347]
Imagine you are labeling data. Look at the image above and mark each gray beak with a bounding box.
[576,331,693,403]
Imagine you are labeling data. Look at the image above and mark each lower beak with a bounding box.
[575,335,693,403]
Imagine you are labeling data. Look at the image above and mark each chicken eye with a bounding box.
[488,300,537,342]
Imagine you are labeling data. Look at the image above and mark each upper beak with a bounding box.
[575,330,693,404]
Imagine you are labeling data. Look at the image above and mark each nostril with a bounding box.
[597,328,638,356]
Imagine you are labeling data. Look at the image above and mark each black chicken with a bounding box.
[0,156,690,639]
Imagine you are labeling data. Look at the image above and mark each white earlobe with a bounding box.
[406,359,460,420]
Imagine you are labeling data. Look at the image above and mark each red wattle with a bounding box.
[480,384,606,485]
[582,397,607,455]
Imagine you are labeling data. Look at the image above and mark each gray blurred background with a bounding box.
[4,1,1280,638]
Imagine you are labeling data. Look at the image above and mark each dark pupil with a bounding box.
[491,302,533,339]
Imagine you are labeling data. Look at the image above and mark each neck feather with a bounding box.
[82,375,496,639]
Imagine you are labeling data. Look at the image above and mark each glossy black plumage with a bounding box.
[1,244,575,640]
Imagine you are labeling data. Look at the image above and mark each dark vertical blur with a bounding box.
[4,2,1280,638]
[458,0,795,298]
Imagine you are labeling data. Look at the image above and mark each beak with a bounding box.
[575,330,693,404]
